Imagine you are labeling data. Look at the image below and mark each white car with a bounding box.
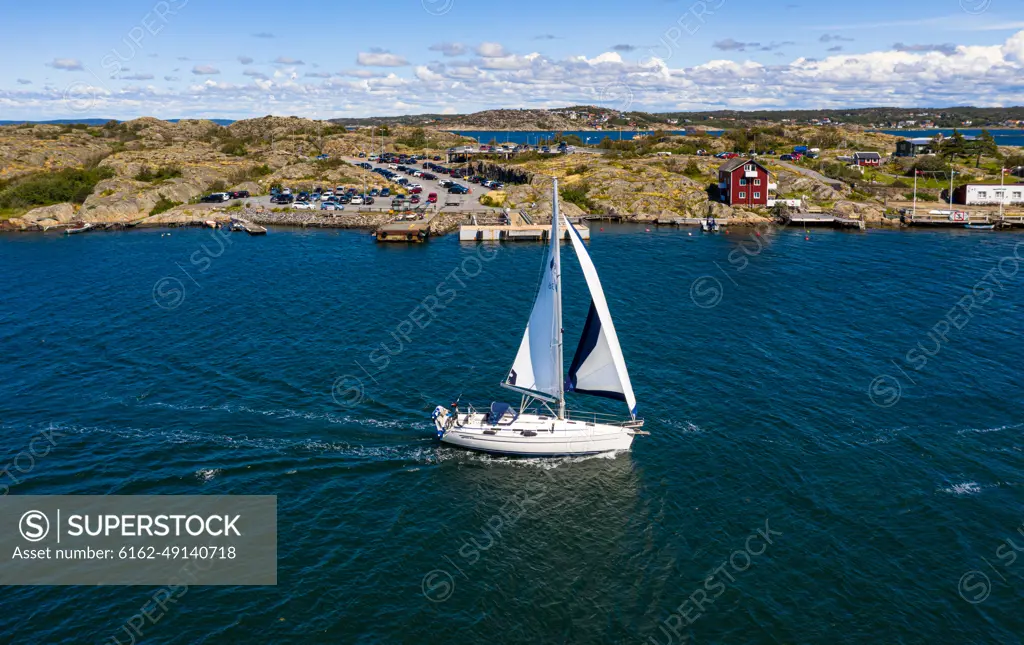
[322,191,334,199]
[349,196,364,205]
[292,201,314,210]
[388,164,398,169]
[408,183,422,190]
[413,171,424,177]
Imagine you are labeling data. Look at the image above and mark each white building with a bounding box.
[953,183,1024,206]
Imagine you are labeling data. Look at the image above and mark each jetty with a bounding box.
[902,210,993,227]
[459,210,590,242]
[230,218,267,235]
[783,212,866,230]
[376,211,437,243]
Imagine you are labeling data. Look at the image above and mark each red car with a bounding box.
[410,195,421,204]
[427,193,437,203]
[410,186,422,194]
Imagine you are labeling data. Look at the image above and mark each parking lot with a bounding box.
[247,155,499,215]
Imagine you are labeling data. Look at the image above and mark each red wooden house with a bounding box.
[717,158,772,207]
[853,152,882,167]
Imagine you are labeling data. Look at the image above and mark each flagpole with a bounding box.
[1000,167,1005,220]
[913,171,918,217]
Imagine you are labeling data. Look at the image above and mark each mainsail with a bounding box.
[504,182,564,403]
[564,218,638,418]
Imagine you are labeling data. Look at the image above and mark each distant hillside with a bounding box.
[658,106,1024,128]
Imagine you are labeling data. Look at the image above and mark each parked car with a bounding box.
[410,186,422,194]
[293,201,314,210]
[780,154,794,161]
[369,188,380,196]
[201,193,230,203]
[229,190,250,199]
[321,202,343,211]
[350,196,364,205]
[410,195,421,204]
[380,188,390,197]
[427,193,438,203]
[337,195,351,204]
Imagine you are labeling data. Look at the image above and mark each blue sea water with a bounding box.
[880,129,1024,147]
[1,225,1023,644]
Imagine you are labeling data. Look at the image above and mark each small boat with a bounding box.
[964,223,995,230]
[700,216,720,232]
[432,179,645,457]
[64,222,94,235]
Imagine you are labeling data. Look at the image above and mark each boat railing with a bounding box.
[453,404,641,428]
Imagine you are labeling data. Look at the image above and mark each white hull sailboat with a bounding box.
[432,179,645,457]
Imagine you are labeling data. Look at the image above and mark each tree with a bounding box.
[939,129,966,162]
[970,128,999,168]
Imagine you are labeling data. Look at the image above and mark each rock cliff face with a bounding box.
[1,116,899,233]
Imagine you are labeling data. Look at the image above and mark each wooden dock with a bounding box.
[656,217,732,227]
[376,212,437,243]
[784,213,866,230]
[902,210,992,227]
[459,210,590,242]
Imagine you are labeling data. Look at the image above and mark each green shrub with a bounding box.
[149,196,181,216]
[560,182,596,212]
[219,138,248,156]
[208,180,228,193]
[135,165,182,182]
[0,166,114,209]
[566,164,589,176]
[683,161,702,178]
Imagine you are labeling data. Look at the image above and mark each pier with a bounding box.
[901,210,993,227]
[783,213,866,230]
[459,210,590,242]
[376,211,438,243]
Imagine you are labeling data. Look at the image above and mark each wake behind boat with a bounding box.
[432,179,646,456]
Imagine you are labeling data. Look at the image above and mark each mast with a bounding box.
[552,178,565,419]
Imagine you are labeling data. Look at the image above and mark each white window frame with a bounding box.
[754,179,761,186]
[738,192,746,199]
[753,192,761,200]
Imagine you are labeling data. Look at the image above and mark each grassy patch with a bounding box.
[560,182,596,212]
[135,165,182,182]
[0,166,114,209]
[149,196,182,216]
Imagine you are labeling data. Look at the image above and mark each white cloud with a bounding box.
[121,73,155,81]
[239,56,254,65]
[357,50,408,67]
[305,72,331,78]
[6,29,1024,120]
[430,42,466,57]
[48,58,83,71]
[192,65,220,75]
[17,78,32,85]
[274,56,305,65]
[476,42,507,58]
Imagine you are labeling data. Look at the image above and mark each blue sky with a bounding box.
[1,0,1023,119]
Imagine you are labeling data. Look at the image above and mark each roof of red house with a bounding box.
[718,157,769,173]
[854,151,882,159]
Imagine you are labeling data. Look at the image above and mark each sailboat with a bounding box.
[431,179,646,456]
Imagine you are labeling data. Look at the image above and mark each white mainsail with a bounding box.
[504,182,564,403]
[564,218,638,419]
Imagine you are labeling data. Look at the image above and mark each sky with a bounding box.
[1,0,1023,120]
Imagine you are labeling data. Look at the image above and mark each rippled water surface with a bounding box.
[1,225,1023,644]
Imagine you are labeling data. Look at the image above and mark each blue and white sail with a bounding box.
[504,182,564,403]
[564,218,638,419]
